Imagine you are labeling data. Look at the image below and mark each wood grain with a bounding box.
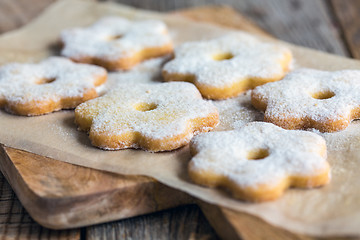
[331,0,360,59]
[86,205,218,240]
[0,176,79,240]
[0,146,193,229]
[232,0,349,56]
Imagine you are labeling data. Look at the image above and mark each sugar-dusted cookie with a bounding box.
[61,17,173,71]
[189,122,330,202]
[0,57,107,116]
[75,82,219,152]
[251,68,360,132]
[162,33,292,99]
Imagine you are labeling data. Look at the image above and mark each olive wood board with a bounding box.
[0,4,351,240]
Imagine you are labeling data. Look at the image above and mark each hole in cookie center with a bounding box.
[107,34,123,41]
[133,102,157,112]
[311,91,335,100]
[246,148,269,160]
[212,52,234,61]
[36,77,56,84]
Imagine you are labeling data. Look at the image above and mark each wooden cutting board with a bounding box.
[0,5,343,240]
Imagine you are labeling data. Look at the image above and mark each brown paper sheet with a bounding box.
[1,0,360,236]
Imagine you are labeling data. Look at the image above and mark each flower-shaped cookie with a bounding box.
[189,122,330,202]
[0,57,107,116]
[75,82,219,152]
[61,17,173,70]
[162,33,292,99]
[252,69,360,132]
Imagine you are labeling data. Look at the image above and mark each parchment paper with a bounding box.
[1,0,360,236]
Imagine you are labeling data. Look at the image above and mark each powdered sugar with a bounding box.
[61,16,172,61]
[190,122,329,188]
[0,56,106,105]
[100,57,263,134]
[212,91,263,131]
[163,33,292,88]
[310,122,360,152]
[75,82,218,150]
[252,69,360,131]
[104,56,168,91]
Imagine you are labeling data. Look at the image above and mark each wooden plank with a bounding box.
[330,0,360,59]
[0,146,193,229]
[231,0,349,56]
[86,205,218,240]
[0,175,80,240]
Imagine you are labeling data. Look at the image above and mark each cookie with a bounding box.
[251,68,360,132]
[61,17,173,71]
[189,122,330,202]
[0,57,107,116]
[75,82,219,152]
[162,33,292,99]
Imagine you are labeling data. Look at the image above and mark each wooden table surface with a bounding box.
[1,0,360,239]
